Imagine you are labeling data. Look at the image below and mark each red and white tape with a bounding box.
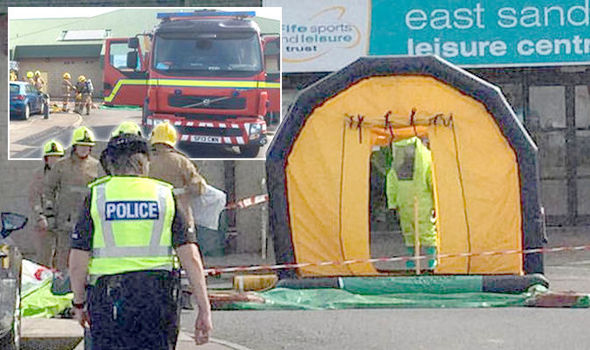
[225,194,269,210]
[204,244,590,275]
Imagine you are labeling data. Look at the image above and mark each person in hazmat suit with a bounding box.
[43,126,99,272]
[386,136,437,269]
[29,140,65,267]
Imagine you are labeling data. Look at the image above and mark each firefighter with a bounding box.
[62,72,74,112]
[33,70,46,92]
[29,140,65,267]
[75,75,93,115]
[9,69,17,82]
[149,122,206,232]
[386,137,437,269]
[26,71,35,85]
[43,126,99,272]
[69,133,212,348]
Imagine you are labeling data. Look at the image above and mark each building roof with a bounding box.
[9,8,280,59]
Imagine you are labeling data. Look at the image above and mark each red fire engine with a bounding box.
[103,11,279,157]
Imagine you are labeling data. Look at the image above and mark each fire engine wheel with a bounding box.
[239,145,261,158]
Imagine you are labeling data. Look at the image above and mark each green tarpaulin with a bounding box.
[222,285,553,310]
[341,276,484,295]
[99,105,141,110]
[21,280,72,318]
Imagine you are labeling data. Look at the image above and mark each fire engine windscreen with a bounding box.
[153,33,262,76]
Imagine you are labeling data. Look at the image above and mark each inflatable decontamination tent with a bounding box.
[267,56,545,279]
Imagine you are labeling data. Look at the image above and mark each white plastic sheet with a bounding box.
[21,259,53,297]
[192,184,227,230]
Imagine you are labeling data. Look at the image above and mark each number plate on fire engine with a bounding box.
[190,135,222,144]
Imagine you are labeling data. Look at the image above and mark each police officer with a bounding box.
[44,126,99,272]
[29,140,65,266]
[148,122,206,232]
[62,72,74,112]
[69,133,212,349]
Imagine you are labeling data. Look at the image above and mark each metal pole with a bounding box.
[261,177,268,260]
[414,196,420,275]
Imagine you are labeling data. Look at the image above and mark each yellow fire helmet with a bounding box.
[111,121,142,138]
[43,140,65,157]
[78,75,86,82]
[63,72,71,79]
[26,71,34,78]
[150,121,178,147]
[34,70,41,77]
[71,126,96,147]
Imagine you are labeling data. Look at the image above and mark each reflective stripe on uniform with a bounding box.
[150,185,170,247]
[93,245,172,258]
[88,259,173,285]
[95,186,115,248]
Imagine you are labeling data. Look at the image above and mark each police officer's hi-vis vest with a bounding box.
[88,176,175,279]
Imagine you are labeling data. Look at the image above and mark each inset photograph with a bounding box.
[9,7,281,159]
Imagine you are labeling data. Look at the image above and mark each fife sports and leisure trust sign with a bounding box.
[268,0,590,72]
[264,0,371,73]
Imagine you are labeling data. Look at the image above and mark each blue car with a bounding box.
[10,82,46,120]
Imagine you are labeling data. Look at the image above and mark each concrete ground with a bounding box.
[22,318,241,350]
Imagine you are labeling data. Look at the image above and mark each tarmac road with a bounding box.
[184,307,590,350]
[9,106,274,159]
[180,227,590,350]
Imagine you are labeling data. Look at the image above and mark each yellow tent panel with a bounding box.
[268,56,544,279]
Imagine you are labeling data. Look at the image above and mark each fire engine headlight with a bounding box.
[249,123,262,140]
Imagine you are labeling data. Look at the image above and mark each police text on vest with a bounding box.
[105,201,159,220]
